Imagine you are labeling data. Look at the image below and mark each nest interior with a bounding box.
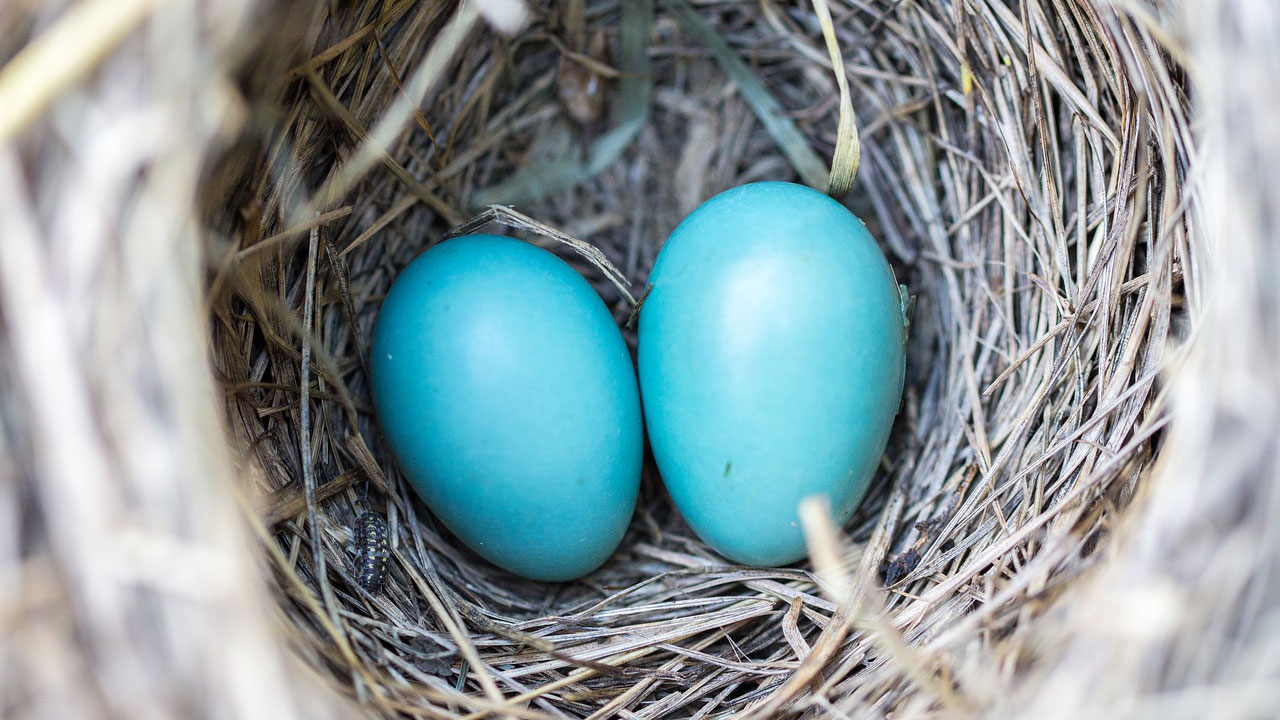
[200,0,1192,716]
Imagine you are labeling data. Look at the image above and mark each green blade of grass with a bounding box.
[812,0,860,195]
[665,0,829,191]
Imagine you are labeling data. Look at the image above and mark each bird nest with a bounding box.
[5,0,1238,718]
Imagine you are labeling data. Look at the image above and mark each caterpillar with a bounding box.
[354,511,389,592]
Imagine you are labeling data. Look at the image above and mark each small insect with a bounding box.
[884,465,978,586]
[556,25,610,127]
[354,511,390,592]
[557,54,605,126]
[884,547,920,586]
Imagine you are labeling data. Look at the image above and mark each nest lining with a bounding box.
[207,0,1192,717]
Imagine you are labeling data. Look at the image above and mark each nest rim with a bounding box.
[208,0,1192,716]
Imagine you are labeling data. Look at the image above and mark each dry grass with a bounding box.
[5,0,1276,718]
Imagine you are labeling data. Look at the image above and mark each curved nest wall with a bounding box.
[5,0,1278,719]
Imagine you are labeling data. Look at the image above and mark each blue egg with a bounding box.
[637,182,906,566]
[370,234,643,581]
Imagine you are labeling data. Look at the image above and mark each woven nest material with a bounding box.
[3,0,1279,718]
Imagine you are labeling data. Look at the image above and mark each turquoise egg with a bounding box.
[370,234,643,581]
[637,182,906,566]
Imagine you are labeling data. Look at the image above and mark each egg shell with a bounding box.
[370,234,643,581]
[637,182,906,566]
